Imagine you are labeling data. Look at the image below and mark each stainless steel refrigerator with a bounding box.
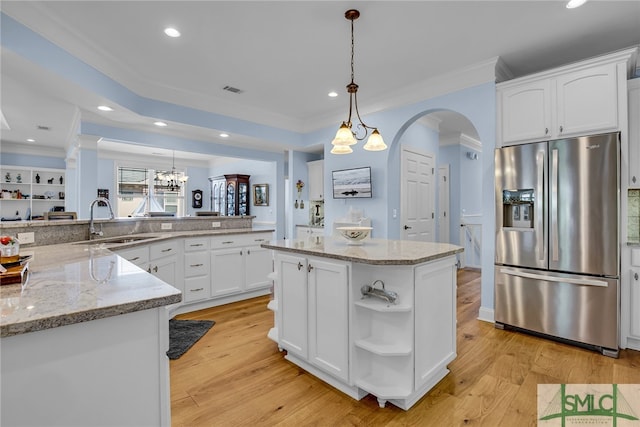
[494,132,620,357]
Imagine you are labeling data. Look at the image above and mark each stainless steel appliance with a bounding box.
[494,132,620,357]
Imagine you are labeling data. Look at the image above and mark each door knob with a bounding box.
[404,225,412,230]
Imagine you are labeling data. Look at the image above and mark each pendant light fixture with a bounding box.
[331,9,387,155]
[156,150,188,191]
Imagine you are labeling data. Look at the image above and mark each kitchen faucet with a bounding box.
[89,197,115,238]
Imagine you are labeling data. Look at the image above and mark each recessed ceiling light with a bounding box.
[566,0,588,8]
[328,91,338,98]
[164,27,181,38]
[97,105,113,111]
[220,133,229,138]
[26,138,35,142]
[154,121,168,127]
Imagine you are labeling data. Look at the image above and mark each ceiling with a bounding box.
[1,1,639,161]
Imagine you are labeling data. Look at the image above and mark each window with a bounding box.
[116,166,186,217]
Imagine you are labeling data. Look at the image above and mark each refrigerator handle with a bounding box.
[537,150,545,261]
[499,268,608,287]
[551,148,559,262]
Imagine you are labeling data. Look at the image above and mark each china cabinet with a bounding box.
[224,174,250,216]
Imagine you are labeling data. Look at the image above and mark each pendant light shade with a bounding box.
[363,129,387,151]
[331,122,357,146]
[331,9,386,155]
[330,144,354,155]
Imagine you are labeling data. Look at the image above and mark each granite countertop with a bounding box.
[262,236,463,266]
[0,228,273,338]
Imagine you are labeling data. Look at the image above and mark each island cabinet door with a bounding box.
[308,258,349,382]
[277,253,309,359]
[414,257,457,390]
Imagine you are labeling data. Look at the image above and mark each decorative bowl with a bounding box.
[336,226,372,245]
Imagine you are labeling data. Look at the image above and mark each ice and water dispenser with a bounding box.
[502,189,535,228]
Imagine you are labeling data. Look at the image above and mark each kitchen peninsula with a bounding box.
[1,216,274,426]
[262,237,463,410]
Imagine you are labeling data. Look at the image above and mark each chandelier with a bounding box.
[155,150,188,191]
[331,9,387,155]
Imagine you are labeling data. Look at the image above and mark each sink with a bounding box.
[74,236,156,245]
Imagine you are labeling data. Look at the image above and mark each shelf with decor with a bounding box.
[0,166,67,221]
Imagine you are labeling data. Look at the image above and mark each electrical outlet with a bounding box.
[212,222,221,228]
[161,223,172,230]
[17,232,35,244]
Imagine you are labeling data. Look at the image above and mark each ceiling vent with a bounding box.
[37,125,51,131]
[222,85,243,94]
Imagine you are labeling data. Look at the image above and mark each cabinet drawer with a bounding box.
[184,237,210,252]
[184,276,209,302]
[210,232,272,249]
[150,241,177,259]
[184,251,209,277]
[115,246,148,266]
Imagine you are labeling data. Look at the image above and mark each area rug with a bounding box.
[167,319,215,360]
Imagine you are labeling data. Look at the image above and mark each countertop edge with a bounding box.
[261,240,463,265]
[1,293,182,338]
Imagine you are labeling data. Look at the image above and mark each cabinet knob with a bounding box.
[635,272,639,281]
[297,262,303,271]
[308,264,314,273]
[559,125,563,133]
[633,176,637,184]
[545,127,549,135]
[153,266,158,273]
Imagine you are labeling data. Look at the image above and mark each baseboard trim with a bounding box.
[477,306,494,323]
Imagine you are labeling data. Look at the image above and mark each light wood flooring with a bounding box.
[170,269,640,426]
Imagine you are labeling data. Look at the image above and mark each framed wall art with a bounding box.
[253,183,269,206]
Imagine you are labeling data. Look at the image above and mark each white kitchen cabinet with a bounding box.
[183,237,210,303]
[307,160,324,201]
[498,79,552,144]
[629,79,640,187]
[497,50,634,146]
[296,225,324,239]
[210,232,273,297]
[275,252,349,380]
[308,258,349,382]
[114,245,149,268]
[244,242,273,290]
[149,240,181,291]
[0,166,66,221]
[276,253,308,359]
[211,247,244,296]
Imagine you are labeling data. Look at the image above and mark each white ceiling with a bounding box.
[1,1,639,161]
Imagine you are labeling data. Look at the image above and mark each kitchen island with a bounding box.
[0,242,181,426]
[262,237,463,410]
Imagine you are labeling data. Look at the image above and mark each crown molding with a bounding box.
[0,141,66,158]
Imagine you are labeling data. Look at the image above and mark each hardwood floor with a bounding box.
[170,269,640,426]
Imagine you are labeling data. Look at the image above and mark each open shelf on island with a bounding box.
[355,337,411,356]
[354,299,411,312]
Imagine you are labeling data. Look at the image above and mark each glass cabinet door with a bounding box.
[226,182,236,216]
[239,182,248,215]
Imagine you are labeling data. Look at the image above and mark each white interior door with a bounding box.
[401,147,435,241]
[438,165,450,243]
